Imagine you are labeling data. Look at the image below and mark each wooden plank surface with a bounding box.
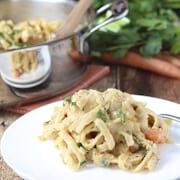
[117,65,180,103]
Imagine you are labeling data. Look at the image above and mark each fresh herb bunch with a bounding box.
[90,0,180,57]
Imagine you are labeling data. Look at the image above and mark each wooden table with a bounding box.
[0,63,180,179]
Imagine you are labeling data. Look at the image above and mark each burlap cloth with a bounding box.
[0,112,21,180]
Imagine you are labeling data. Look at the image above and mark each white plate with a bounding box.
[1,68,51,88]
[1,95,180,180]
[0,46,51,84]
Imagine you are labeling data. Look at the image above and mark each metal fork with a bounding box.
[159,114,180,123]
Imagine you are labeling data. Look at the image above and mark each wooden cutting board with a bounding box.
[0,77,22,108]
[0,55,87,108]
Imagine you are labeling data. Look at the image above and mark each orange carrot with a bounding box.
[13,70,21,78]
[143,128,167,144]
[101,51,180,79]
[175,55,180,59]
[68,50,90,63]
[156,52,180,68]
[68,50,180,79]
[129,145,139,153]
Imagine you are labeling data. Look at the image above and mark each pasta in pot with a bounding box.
[39,88,171,172]
[0,19,60,77]
[0,19,60,50]
[11,50,39,77]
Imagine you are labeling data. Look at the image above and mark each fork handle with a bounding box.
[160,114,180,123]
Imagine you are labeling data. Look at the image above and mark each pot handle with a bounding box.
[79,0,128,54]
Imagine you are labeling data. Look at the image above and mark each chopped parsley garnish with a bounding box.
[64,96,72,103]
[77,142,84,148]
[80,160,86,166]
[71,101,77,106]
[119,110,126,123]
[102,159,109,167]
[97,108,109,122]
[119,103,126,123]
[77,142,89,151]
[44,120,50,125]
[63,96,76,106]
[133,135,142,145]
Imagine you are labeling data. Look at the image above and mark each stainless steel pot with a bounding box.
[0,0,128,93]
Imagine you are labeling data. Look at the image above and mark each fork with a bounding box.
[159,114,180,123]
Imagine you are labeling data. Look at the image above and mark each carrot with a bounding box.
[101,51,180,79]
[13,70,21,78]
[156,52,180,68]
[129,145,139,153]
[143,128,167,144]
[175,55,180,61]
[68,50,90,63]
[68,50,180,79]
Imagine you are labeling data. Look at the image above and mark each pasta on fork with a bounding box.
[40,88,171,172]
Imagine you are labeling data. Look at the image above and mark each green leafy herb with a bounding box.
[44,120,50,125]
[133,135,142,145]
[80,160,86,166]
[119,103,126,123]
[77,142,89,151]
[91,0,110,10]
[64,96,72,103]
[63,96,76,106]
[119,110,126,123]
[71,102,77,106]
[139,36,162,57]
[171,41,180,54]
[97,108,109,122]
[102,159,109,167]
[77,142,84,148]
[14,42,26,48]
[90,0,180,57]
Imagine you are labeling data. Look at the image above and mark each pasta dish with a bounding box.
[40,88,171,172]
[11,50,39,77]
[0,19,60,77]
[0,19,60,50]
